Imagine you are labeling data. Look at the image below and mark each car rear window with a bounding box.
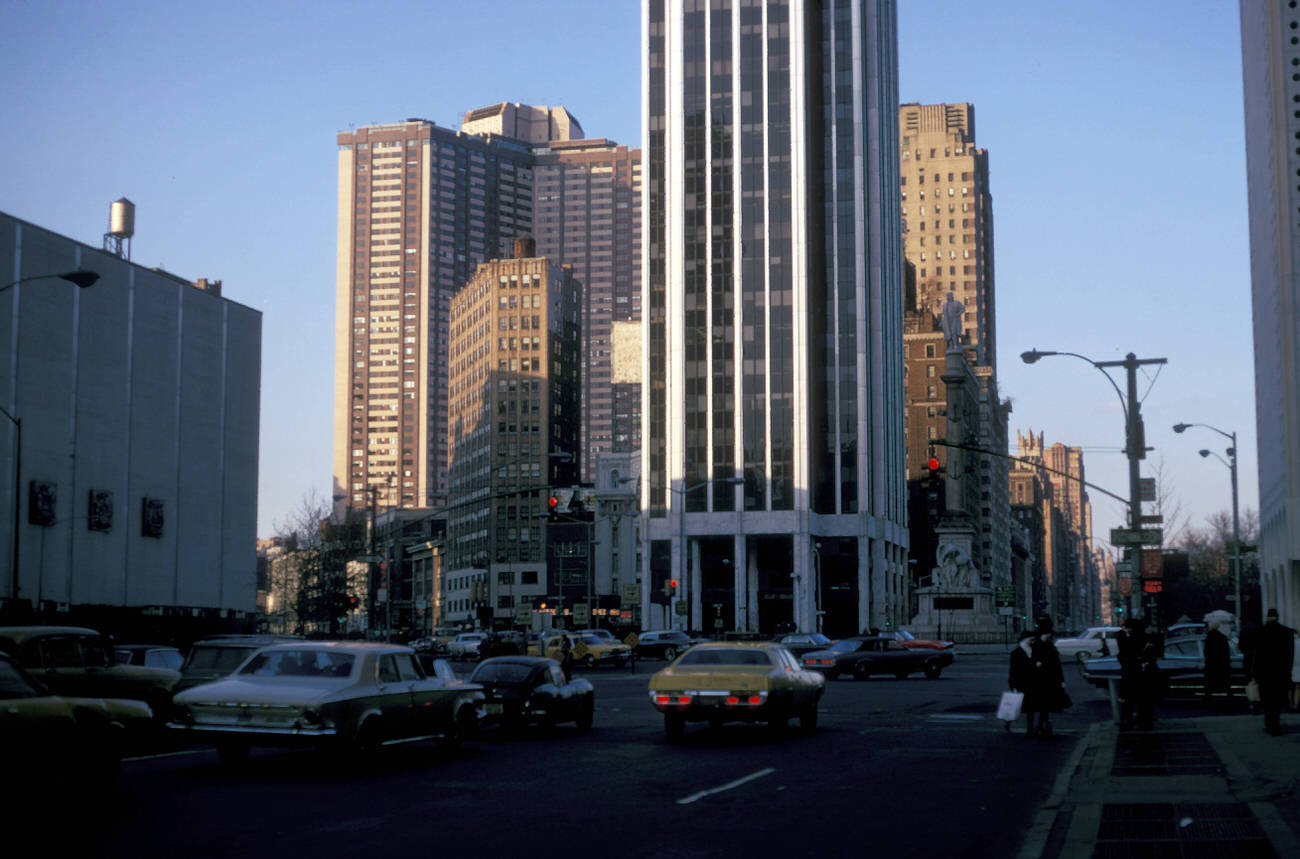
[677,648,772,667]
[240,649,355,678]
[185,645,260,674]
[472,662,536,684]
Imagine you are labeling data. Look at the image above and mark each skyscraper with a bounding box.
[533,139,643,482]
[642,0,908,637]
[334,116,572,517]
[1241,0,1300,623]
[898,103,995,369]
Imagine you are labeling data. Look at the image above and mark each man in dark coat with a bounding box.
[1117,618,1146,729]
[1255,608,1296,735]
[1203,622,1230,697]
[1028,616,1068,737]
[1008,630,1038,737]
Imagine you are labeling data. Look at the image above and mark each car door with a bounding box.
[23,634,89,697]
[376,653,417,738]
[401,652,451,736]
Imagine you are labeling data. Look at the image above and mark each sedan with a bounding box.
[447,632,489,659]
[772,632,833,659]
[0,652,153,793]
[170,642,484,764]
[891,629,955,651]
[634,630,695,661]
[648,642,824,739]
[469,656,594,732]
[1054,626,1123,662]
[1081,634,1248,698]
[114,644,184,672]
[800,635,953,680]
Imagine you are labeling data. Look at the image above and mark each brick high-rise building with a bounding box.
[334,116,575,517]
[643,0,908,637]
[442,241,581,627]
[899,103,995,370]
[533,139,642,482]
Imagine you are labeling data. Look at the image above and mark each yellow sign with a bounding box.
[572,641,589,660]
[624,633,640,648]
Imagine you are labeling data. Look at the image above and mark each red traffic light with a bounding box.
[927,457,940,471]
[669,579,678,588]
[548,496,558,508]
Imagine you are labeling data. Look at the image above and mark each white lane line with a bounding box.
[123,749,208,762]
[928,714,984,721]
[677,767,777,805]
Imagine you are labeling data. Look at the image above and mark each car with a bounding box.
[1054,626,1123,662]
[890,629,955,651]
[649,642,824,739]
[114,644,184,672]
[800,635,954,680]
[772,632,833,659]
[469,656,595,731]
[1081,633,1249,698]
[634,629,695,661]
[169,641,484,764]
[175,634,301,694]
[447,632,489,659]
[529,632,631,668]
[0,652,155,793]
[0,626,180,721]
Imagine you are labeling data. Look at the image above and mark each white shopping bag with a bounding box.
[997,690,1024,722]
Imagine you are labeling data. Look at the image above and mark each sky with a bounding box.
[0,1,1257,556]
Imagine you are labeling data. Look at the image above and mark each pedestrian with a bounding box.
[1290,630,1300,714]
[1135,624,1163,731]
[1203,620,1230,697]
[1008,629,1039,737]
[558,633,574,682]
[1117,617,1146,729]
[1253,608,1296,735]
[1028,616,1068,737]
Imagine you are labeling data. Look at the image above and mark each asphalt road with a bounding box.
[62,653,1231,859]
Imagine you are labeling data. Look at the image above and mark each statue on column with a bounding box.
[939,291,964,350]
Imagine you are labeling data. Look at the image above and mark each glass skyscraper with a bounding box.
[642,0,908,637]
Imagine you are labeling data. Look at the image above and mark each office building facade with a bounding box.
[642,0,908,637]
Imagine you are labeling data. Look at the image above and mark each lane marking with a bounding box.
[928,714,984,721]
[124,749,208,762]
[677,767,776,805]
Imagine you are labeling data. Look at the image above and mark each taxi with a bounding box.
[648,641,824,739]
[528,631,631,668]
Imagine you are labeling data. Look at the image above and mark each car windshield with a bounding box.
[896,630,917,641]
[830,639,864,652]
[239,649,355,678]
[185,645,261,674]
[676,648,772,667]
[472,662,536,684]
[0,660,38,699]
[580,635,606,645]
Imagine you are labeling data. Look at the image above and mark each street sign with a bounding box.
[622,584,639,604]
[675,601,688,616]
[1141,549,1164,579]
[514,603,531,625]
[995,586,1015,607]
[1115,561,1133,574]
[573,603,590,625]
[998,606,1014,616]
[624,633,640,648]
[1118,576,1133,595]
[1140,478,1156,502]
[1140,514,1164,525]
[1111,527,1163,546]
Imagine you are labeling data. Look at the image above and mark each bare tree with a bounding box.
[1148,455,1189,547]
[272,490,358,635]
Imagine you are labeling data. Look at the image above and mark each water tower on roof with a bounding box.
[103,197,134,260]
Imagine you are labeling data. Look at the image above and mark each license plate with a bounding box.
[485,703,503,715]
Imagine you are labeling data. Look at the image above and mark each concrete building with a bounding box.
[1241,0,1300,624]
[0,209,261,633]
[442,242,581,628]
[643,0,908,638]
[334,118,561,518]
[533,139,643,482]
[589,449,642,628]
[898,103,995,370]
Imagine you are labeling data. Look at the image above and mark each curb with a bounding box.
[1016,722,1096,859]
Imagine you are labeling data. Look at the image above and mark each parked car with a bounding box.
[469,656,594,732]
[447,632,489,659]
[0,652,154,792]
[114,644,184,672]
[890,629,955,651]
[175,634,301,694]
[0,626,179,721]
[1054,626,1123,662]
[649,642,824,739]
[1081,633,1248,698]
[170,642,484,764]
[772,632,833,659]
[634,629,695,661]
[800,635,954,680]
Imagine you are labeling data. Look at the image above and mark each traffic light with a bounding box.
[663,578,677,598]
[925,455,942,519]
[548,488,575,521]
[348,595,359,609]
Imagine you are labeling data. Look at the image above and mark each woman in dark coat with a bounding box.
[1203,623,1230,697]
[1008,630,1039,737]
[1029,616,1068,736]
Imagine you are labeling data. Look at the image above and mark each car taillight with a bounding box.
[806,658,833,666]
[652,692,691,706]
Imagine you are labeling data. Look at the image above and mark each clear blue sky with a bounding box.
[0,1,1255,554]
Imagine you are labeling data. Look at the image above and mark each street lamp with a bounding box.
[670,476,743,631]
[1175,422,1241,627]
[1021,348,1167,618]
[4,269,100,608]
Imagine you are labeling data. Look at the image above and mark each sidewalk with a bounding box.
[1021,713,1300,858]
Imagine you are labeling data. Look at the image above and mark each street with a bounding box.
[71,654,1236,858]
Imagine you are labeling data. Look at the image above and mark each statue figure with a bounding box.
[933,541,974,590]
[939,291,964,349]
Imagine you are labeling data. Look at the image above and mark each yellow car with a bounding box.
[648,642,825,739]
[528,632,631,668]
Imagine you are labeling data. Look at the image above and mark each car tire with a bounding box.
[216,740,250,766]
[853,663,873,681]
[924,661,943,680]
[582,655,595,669]
[445,704,477,749]
[663,646,678,661]
[352,718,383,755]
[798,704,819,734]
[577,697,594,732]
[664,712,686,741]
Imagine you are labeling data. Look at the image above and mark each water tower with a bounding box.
[102,197,134,260]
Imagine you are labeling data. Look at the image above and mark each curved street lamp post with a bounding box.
[1174,422,1241,627]
[3,270,100,608]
